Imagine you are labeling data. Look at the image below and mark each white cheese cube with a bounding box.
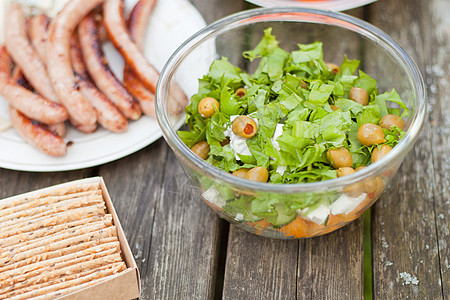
[330,193,367,215]
[276,165,286,175]
[271,123,284,151]
[201,186,226,208]
[234,213,244,221]
[305,204,331,225]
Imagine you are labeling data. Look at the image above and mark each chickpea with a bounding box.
[353,166,384,195]
[357,123,385,146]
[326,62,340,74]
[349,87,369,106]
[190,141,210,160]
[244,166,269,182]
[371,144,392,163]
[337,167,355,177]
[330,104,342,112]
[379,114,405,131]
[337,167,363,196]
[198,97,219,118]
[235,88,246,98]
[327,148,353,169]
[344,182,364,197]
[232,168,250,178]
[363,176,384,194]
[232,115,257,139]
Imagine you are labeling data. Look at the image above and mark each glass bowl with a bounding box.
[155,7,426,239]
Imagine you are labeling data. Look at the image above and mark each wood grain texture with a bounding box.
[97,139,168,297]
[223,227,299,300]
[145,149,223,299]
[189,0,246,24]
[368,0,448,298]
[423,0,450,296]
[0,168,93,200]
[298,219,364,299]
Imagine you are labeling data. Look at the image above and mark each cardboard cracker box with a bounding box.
[0,177,141,300]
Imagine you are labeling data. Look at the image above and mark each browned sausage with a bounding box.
[45,122,67,139]
[47,0,102,133]
[123,69,155,116]
[78,14,141,120]
[27,14,51,65]
[9,106,67,157]
[103,0,188,108]
[11,66,32,90]
[71,37,128,133]
[0,46,68,125]
[123,0,157,116]
[128,0,156,50]
[5,3,58,103]
[11,66,67,138]
[24,14,68,137]
[24,14,67,137]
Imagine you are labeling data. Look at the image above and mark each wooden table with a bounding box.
[1,0,448,298]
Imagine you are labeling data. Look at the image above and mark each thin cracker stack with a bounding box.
[0,182,129,299]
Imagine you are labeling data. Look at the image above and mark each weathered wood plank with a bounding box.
[223,227,298,300]
[0,168,93,200]
[368,0,446,298]
[298,219,364,299]
[97,139,168,299]
[145,149,223,299]
[189,0,246,24]
[423,0,450,296]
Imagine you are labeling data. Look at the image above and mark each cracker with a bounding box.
[0,246,121,292]
[0,194,104,227]
[0,214,112,247]
[0,237,118,273]
[0,190,102,219]
[7,262,126,300]
[0,263,119,298]
[1,252,123,290]
[0,212,106,240]
[0,204,106,235]
[0,241,120,284]
[0,183,100,210]
[0,226,117,267]
[3,219,113,255]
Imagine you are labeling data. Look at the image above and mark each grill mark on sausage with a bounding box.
[78,14,141,120]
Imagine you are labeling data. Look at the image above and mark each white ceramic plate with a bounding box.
[246,0,377,11]
[0,0,208,172]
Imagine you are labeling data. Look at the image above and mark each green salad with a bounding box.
[178,28,408,186]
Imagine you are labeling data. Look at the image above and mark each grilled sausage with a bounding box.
[5,3,58,103]
[9,106,67,157]
[11,66,67,138]
[47,0,102,133]
[103,0,188,109]
[71,37,128,133]
[0,46,68,125]
[27,14,51,65]
[123,0,157,116]
[78,14,141,120]
[127,0,157,50]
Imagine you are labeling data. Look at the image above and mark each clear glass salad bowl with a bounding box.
[155,7,426,239]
